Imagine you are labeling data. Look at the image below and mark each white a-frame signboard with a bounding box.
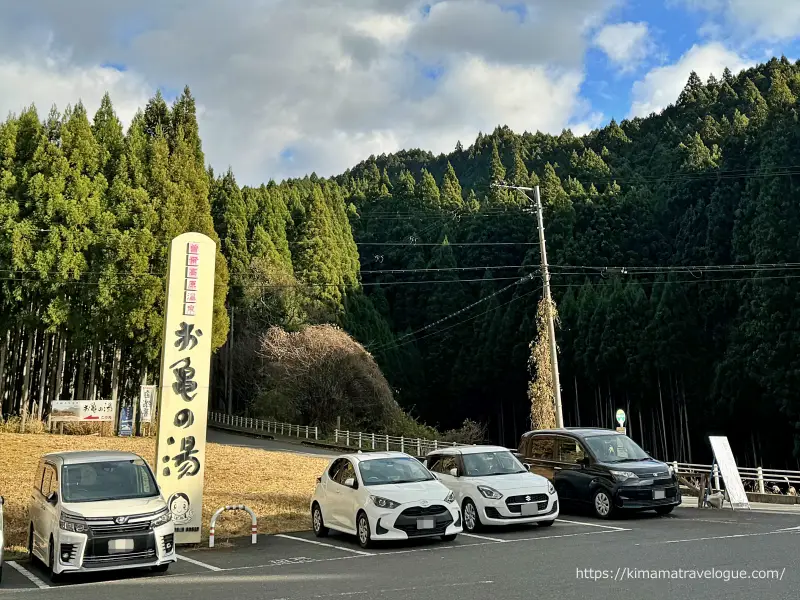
[708,436,751,510]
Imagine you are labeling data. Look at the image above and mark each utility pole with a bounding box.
[492,182,564,428]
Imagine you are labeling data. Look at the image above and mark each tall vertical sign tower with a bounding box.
[155,232,216,544]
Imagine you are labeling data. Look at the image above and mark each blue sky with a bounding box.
[1,1,799,183]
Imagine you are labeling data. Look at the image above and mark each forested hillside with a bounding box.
[2,57,800,468]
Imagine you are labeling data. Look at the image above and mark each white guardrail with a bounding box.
[671,462,800,494]
[209,412,319,440]
[333,429,470,455]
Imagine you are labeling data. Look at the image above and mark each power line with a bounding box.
[360,264,533,275]
[358,241,538,247]
[550,262,800,274]
[368,273,536,354]
[374,285,543,354]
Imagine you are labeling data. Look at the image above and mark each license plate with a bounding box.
[653,490,666,500]
[416,518,435,530]
[108,539,134,554]
[521,503,540,516]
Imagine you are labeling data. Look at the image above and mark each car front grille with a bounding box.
[89,522,153,535]
[400,505,449,518]
[83,549,157,568]
[505,493,549,513]
[394,505,453,537]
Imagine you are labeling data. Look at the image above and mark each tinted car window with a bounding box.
[557,438,586,464]
[529,436,555,460]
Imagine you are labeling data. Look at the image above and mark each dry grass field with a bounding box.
[0,433,329,552]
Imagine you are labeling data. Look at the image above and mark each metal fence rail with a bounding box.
[208,412,318,440]
[670,461,800,494]
[333,429,469,455]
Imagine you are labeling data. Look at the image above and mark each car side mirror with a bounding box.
[578,457,590,468]
[344,477,357,489]
[449,468,458,477]
[46,491,58,505]
[523,463,531,471]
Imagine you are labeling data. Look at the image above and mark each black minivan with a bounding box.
[516,428,681,519]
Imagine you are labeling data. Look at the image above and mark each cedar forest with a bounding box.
[1,57,800,469]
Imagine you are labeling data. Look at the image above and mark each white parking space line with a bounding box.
[177,553,223,571]
[460,532,507,542]
[636,529,797,546]
[275,534,374,556]
[555,518,630,531]
[7,561,50,589]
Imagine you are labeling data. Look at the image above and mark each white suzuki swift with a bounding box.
[28,451,176,582]
[310,452,462,548]
[424,446,558,532]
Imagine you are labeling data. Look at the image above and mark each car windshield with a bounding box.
[358,457,434,486]
[462,451,526,477]
[584,435,650,463]
[62,459,159,503]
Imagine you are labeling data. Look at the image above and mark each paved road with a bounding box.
[2,507,797,599]
[206,428,338,458]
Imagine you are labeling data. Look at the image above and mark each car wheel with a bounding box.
[356,512,372,549]
[151,563,170,573]
[48,537,61,583]
[655,505,675,516]
[441,534,458,542]
[462,499,481,532]
[592,489,614,519]
[312,503,329,538]
[538,520,555,527]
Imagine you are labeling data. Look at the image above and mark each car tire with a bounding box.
[538,520,555,527]
[151,563,170,573]
[592,489,614,519]
[655,505,675,516]
[48,537,61,583]
[312,503,329,538]
[356,512,372,549]
[462,499,481,533]
[441,534,458,542]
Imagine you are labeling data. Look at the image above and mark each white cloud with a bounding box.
[674,0,800,42]
[0,0,619,183]
[0,53,151,129]
[628,42,751,118]
[594,22,652,71]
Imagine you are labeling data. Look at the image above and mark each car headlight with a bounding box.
[477,485,502,500]
[610,470,638,482]
[444,491,455,504]
[59,513,87,533]
[152,510,172,528]
[370,496,400,510]
[547,481,556,495]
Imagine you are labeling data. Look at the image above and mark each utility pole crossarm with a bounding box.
[492,182,564,428]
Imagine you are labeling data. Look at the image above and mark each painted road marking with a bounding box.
[635,529,798,545]
[555,518,629,531]
[7,561,50,589]
[275,534,374,556]
[177,553,223,571]
[460,532,507,542]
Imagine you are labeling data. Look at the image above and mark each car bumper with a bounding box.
[614,481,681,510]
[479,491,559,525]
[53,523,177,575]
[367,503,462,541]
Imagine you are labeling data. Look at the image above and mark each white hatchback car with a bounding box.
[28,451,176,581]
[424,445,558,532]
[310,451,462,548]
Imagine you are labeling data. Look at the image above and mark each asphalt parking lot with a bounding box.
[2,506,798,599]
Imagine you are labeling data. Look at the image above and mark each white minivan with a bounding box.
[28,451,176,581]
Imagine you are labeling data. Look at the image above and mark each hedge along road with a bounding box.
[2,508,798,599]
